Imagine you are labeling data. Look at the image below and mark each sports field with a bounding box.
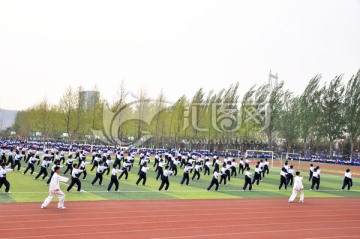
[0,156,358,203]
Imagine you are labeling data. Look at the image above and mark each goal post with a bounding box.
[280,152,302,170]
[245,150,275,168]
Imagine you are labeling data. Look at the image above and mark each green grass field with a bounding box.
[0,157,358,203]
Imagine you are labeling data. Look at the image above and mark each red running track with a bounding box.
[0,198,360,239]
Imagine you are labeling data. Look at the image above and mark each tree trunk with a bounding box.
[350,137,354,163]
[329,140,333,160]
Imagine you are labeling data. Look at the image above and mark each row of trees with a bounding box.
[12,70,360,159]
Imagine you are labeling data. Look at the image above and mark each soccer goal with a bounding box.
[245,150,275,168]
[280,152,302,170]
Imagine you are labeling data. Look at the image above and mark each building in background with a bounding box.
[0,108,18,131]
[79,90,100,109]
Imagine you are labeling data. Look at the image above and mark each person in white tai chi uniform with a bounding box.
[41,166,69,209]
[288,171,304,203]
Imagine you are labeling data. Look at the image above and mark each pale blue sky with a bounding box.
[0,0,359,110]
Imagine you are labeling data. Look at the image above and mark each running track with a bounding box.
[0,198,359,239]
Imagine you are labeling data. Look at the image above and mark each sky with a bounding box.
[0,0,359,111]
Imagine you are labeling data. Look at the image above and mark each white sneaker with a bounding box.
[41,205,46,209]
[299,200,304,203]
[58,206,66,209]
[288,201,292,203]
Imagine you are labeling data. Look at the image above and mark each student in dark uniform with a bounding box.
[153,154,160,168]
[23,154,40,175]
[213,158,221,173]
[219,163,227,186]
[156,159,164,180]
[310,167,321,191]
[191,162,202,181]
[107,164,123,192]
[180,155,186,168]
[180,163,193,186]
[66,164,83,192]
[0,163,13,193]
[136,163,150,186]
[239,158,245,174]
[63,155,75,175]
[90,154,101,172]
[59,151,66,165]
[207,169,221,191]
[6,149,14,168]
[114,151,122,169]
[242,167,252,191]
[34,158,51,180]
[171,158,179,176]
[231,159,237,177]
[309,164,314,181]
[12,151,23,171]
[159,166,173,191]
[204,159,211,176]
[91,162,108,186]
[0,147,6,165]
[118,160,131,180]
[78,159,90,180]
[262,158,270,177]
[341,169,352,191]
[225,161,231,181]
[286,165,294,186]
[212,155,218,167]
[278,167,288,190]
[252,164,261,186]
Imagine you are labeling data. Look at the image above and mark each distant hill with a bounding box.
[0,109,18,130]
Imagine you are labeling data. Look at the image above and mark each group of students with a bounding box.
[0,146,355,203]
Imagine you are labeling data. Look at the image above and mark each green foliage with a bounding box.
[11,68,360,154]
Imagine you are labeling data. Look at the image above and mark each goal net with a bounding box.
[245,150,275,168]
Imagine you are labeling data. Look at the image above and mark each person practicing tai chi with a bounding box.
[136,162,150,186]
[204,159,211,176]
[41,166,69,209]
[252,164,261,186]
[23,154,39,175]
[262,158,270,178]
[34,158,51,180]
[309,164,314,181]
[191,162,202,181]
[310,166,321,191]
[239,158,245,174]
[230,159,237,177]
[242,167,252,191]
[0,163,13,193]
[341,169,352,191]
[207,169,221,191]
[219,163,228,186]
[91,161,108,186]
[278,167,288,190]
[66,164,83,192]
[159,165,173,191]
[107,164,123,192]
[180,163,193,186]
[288,171,304,203]
[286,165,294,186]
